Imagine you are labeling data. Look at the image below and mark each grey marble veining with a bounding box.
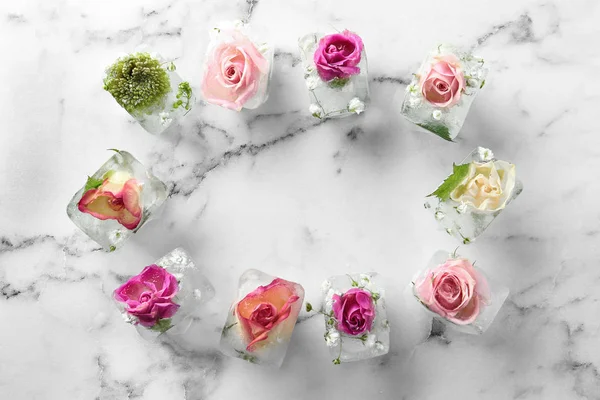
[1,0,599,399]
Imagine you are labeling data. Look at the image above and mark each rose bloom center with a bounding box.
[435,80,449,92]
[435,276,462,309]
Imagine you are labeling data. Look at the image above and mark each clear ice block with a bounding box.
[201,21,274,111]
[299,31,369,119]
[66,150,167,251]
[220,269,304,367]
[411,250,508,335]
[321,273,390,363]
[104,51,195,135]
[400,44,489,141]
[113,247,215,340]
[424,147,523,244]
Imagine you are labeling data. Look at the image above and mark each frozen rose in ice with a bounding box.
[78,171,142,230]
[114,265,180,328]
[201,29,270,111]
[236,278,301,351]
[420,54,465,108]
[314,30,364,82]
[414,258,490,325]
[450,161,516,212]
[332,288,375,336]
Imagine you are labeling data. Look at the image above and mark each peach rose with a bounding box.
[420,55,465,108]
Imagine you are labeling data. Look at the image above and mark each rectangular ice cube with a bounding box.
[412,250,508,335]
[104,51,195,135]
[400,44,489,141]
[299,31,369,119]
[113,247,215,340]
[66,150,167,251]
[321,273,390,363]
[424,147,523,243]
[201,21,274,110]
[220,269,304,367]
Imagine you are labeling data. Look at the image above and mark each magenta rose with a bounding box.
[332,288,375,336]
[114,265,180,327]
[414,258,490,325]
[419,54,465,108]
[314,30,364,82]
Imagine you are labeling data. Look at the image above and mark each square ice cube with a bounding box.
[201,21,274,110]
[321,273,390,363]
[412,250,508,335]
[66,150,167,251]
[424,147,523,243]
[220,269,304,367]
[299,31,369,119]
[113,247,215,340]
[104,51,195,135]
[400,44,489,141]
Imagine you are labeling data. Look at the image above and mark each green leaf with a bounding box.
[109,245,116,252]
[416,123,453,142]
[328,77,349,89]
[305,303,313,312]
[84,176,104,191]
[427,163,471,201]
[480,79,486,89]
[150,318,173,333]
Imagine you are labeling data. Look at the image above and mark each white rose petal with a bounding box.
[432,110,442,120]
[348,97,365,114]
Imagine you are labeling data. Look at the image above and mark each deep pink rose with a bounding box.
[332,288,375,336]
[114,265,180,327]
[236,278,301,351]
[414,258,490,325]
[419,55,465,108]
[201,30,269,111]
[314,30,364,82]
[78,172,142,230]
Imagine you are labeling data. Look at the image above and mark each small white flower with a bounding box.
[477,146,494,162]
[359,274,371,285]
[321,280,332,294]
[159,111,172,127]
[348,97,365,114]
[325,330,340,347]
[233,20,245,29]
[434,211,445,220]
[304,65,315,75]
[193,289,203,300]
[432,110,442,120]
[457,202,469,214]
[299,34,317,53]
[446,228,453,235]
[121,313,135,324]
[309,103,323,119]
[408,96,421,107]
[375,341,386,351]
[257,43,270,55]
[365,334,377,348]
[305,75,320,91]
[468,78,479,88]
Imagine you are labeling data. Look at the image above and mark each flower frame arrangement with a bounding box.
[220,269,304,367]
[307,273,389,364]
[103,51,194,134]
[424,147,523,244]
[201,21,274,111]
[412,250,508,335]
[66,150,167,251]
[299,30,369,119]
[113,248,215,339]
[400,44,489,141]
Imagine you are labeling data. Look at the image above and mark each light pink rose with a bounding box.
[419,55,465,108]
[201,30,269,111]
[414,258,490,325]
[114,265,180,327]
[332,288,375,336]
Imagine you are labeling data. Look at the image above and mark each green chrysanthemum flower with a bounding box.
[104,53,171,115]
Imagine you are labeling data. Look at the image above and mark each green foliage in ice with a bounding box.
[428,163,471,201]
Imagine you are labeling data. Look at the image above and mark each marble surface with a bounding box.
[1,0,599,399]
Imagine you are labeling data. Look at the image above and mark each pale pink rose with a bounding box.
[414,258,490,325]
[201,30,269,111]
[419,55,465,108]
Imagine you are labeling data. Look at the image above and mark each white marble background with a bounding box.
[1,0,599,398]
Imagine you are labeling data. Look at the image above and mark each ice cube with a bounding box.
[220,269,304,367]
[321,273,390,363]
[104,51,195,135]
[411,250,508,335]
[299,31,369,119]
[400,44,489,141]
[66,150,167,251]
[113,247,214,340]
[424,147,523,243]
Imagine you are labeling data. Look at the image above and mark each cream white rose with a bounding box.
[450,161,516,212]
